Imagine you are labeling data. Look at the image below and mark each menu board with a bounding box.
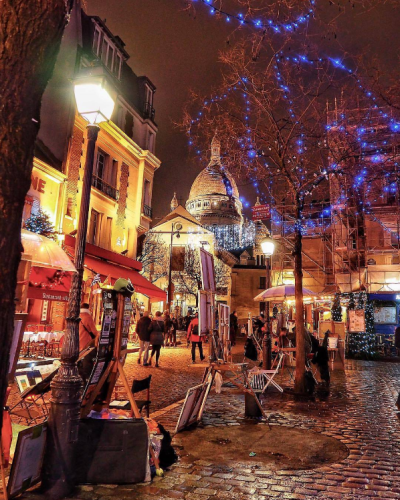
[374,306,397,324]
[121,296,133,352]
[348,309,366,332]
[81,290,118,407]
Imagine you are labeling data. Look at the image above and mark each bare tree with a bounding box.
[139,232,169,283]
[173,246,231,306]
[0,0,70,430]
[181,16,393,390]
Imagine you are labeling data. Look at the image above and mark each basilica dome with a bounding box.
[186,135,242,226]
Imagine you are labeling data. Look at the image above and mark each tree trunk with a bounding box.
[0,1,69,430]
[293,205,306,394]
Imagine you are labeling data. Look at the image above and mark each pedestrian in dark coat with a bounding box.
[148,311,165,367]
[136,311,151,365]
[230,311,238,346]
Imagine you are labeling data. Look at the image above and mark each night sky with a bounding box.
[86,0,400,221]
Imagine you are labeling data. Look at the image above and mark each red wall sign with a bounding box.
[251,204,270,221]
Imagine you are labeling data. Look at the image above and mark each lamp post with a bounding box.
[261,235,275,370]
[167,222,182,312]
[43,67,116,498]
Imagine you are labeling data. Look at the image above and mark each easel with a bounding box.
[205,362,270,427]
[81,292,162,474]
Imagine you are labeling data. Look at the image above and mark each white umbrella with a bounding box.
[254,284,317,302]
[21,229,76,272]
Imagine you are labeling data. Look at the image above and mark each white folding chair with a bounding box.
[248,353,284,393]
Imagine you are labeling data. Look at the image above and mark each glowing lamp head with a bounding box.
[176,294,181,301]
[74,67,116,125]
[261,236,275,256]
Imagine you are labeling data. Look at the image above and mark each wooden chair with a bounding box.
[111,375,152,417]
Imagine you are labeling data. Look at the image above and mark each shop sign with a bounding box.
[27,267,72,302]
[251,204,270,221]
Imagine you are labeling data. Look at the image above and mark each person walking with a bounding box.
[148,311,164,367]
[136,311,151,365]
[164,311,172,347]
[187,312,205,364]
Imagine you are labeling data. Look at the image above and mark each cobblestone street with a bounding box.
[21,342,400,500]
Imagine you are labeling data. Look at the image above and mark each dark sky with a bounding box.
[86,0,400,221]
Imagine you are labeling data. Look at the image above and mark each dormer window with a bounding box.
[93,27,101,56]
[93,24,122,80]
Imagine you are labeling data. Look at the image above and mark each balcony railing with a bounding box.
[143,204,152,219]
[92,175,119,201]
[143,102,156,121]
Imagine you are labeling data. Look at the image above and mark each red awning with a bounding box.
[27,267,72,302]
[64,236,165,301]
[84,255,166,300]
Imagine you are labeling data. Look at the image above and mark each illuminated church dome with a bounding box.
[186,134,242,226]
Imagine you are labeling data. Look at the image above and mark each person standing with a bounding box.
[79,303,99,351]
[148,311,164,367]
[187,312,205,364]
[395,325,400,356]
[164,311,172,347]
[78,303,99,384]
[229,311,238,346]
[170,314,178,347]
[136,311,151,365]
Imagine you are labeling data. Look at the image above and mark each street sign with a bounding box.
[251,204,270,220]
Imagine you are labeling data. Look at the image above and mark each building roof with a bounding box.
[152,205,205,229]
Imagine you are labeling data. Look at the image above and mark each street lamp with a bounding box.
[261,235,275,370]
[44,66,116,498]
[167,222,182,312]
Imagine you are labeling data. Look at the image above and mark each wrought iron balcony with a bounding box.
[143,204,152,219]
[143,102,156,121]
[92,175,119,201]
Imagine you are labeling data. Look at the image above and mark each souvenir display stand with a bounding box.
[80,286,161,476]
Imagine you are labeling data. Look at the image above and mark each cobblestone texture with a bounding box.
[16,341,400,499]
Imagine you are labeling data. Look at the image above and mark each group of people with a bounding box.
[135,310,180,367]
[135,309,207,367]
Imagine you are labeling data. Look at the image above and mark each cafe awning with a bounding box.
[65,235,166,301]
[84,255,166,300]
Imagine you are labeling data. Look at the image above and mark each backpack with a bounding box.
[192,324,199,336]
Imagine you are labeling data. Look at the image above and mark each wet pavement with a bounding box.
[15,340,400,499]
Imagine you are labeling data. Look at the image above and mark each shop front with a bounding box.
[64,235,166,334]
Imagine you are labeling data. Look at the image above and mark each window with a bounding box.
[114,54,122,78]
[143,179,151,207]
[145,85,153,107]
[259,277,266,289]
[96,150,107,179]
[124,111,134,138]
[88,209,101,245]
[93,27,101,56]
[147,131,155,152]
[256,255,265,266]
[197,202,201,208]
[106,45,114,70]
[110,159,118,188]
[204,201,210,207]
[105,217,112,250]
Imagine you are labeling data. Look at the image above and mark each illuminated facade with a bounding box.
[19,0,162,328]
